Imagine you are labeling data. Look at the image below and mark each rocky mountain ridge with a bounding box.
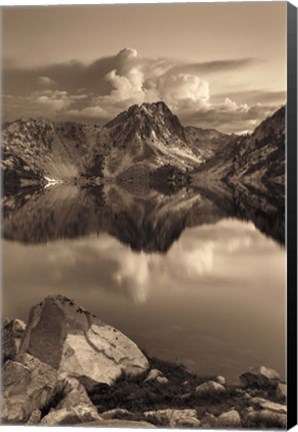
[2,102,285,205]
[2,295,287,427]
[193,106,285,187]
[1,102,209,187]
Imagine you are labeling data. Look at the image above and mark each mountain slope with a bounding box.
[2,103,285,189]
[184,126,232,161]
[230,106,285,185]
[1,103,207,185]
[1,118,103,186]
[101,102,203,179]
[193,106,285,186]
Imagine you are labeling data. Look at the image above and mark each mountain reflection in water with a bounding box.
[2,182,285,382]
[3,181,284,248]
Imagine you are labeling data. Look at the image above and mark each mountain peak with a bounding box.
[105,101,173,127]
[104,101,186,143]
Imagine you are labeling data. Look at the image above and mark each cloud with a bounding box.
[2,48,285,132]
[181,102,279,134]
[67,105,108,119]
[35,90,72,111]
[37,76,56,86]
[157,74,210,111]
[169,58,260,75]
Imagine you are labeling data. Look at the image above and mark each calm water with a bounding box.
[2,183,285,383]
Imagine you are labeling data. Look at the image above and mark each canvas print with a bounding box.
[1,2,288,428]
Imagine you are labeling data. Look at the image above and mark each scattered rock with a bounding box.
[41,406,102,425]
[240,366,280,388]
[20,295,149,390]
[216,375,226,385]
[3,319,26,362]
[217,409,242,427]
[276,383,287,401]
[200,412,216,428]
[144,368,163,382]
[26,410,42,425]
[245,409,287,429]
[195,380,225,395]
[86,419,156,428]
[144,409,200,427]
[249,397,287,414]
[156,376,169,384]
[1,353,66,423]
[101,408,132,420]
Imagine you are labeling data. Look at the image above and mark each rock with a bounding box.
[276,383,287,401]
[20,295,149,390]
[101,408,132,420]
[217,409,242,427]
[85,419,156,428]
[144,409,200,427]
[200,412,217,428]
[41,406,102,425]
[156,376,169,384]
[245,409,287,428]
[216,375,226,385]
[2,319,26,362]
[195,380,225,395]
[249,397,287,414]
[57,377,98,416]
[240,366,280,388]
[1,353,66,423]
[26,410,42,425]
[144,368,163,382]
[176,416,201,428]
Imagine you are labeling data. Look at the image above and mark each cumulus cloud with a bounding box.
[157,74,210,110]
[2,48,284,132]
[36,90,71,111]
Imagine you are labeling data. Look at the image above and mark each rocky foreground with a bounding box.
[2,295,287,428]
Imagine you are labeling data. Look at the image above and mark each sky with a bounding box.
[2,2,287,133]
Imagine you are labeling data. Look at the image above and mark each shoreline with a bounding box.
[2,295,287,428]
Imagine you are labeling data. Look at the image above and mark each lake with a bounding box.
[2,182,286,383]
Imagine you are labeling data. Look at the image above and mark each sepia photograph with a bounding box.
[0,1,293,428]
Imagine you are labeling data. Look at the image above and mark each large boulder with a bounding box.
[144,409,200,427]
[1,353,66,423]
[20,295,149,390]
[240,366,280,388]
[2,319,26,362]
